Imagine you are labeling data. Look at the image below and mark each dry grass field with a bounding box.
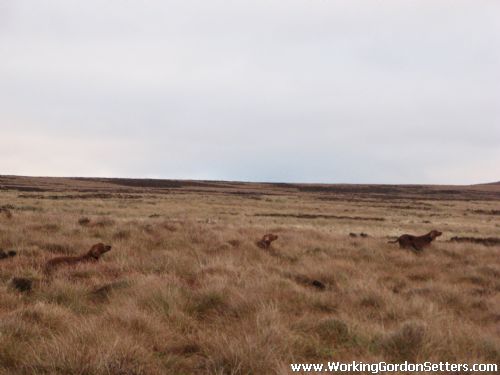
[0,175,499,374]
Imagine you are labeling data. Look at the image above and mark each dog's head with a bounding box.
[429,230,442,239]
[87,243,112,260]
[263,234,278,243]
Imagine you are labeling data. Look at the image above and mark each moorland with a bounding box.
[0,175,499,374]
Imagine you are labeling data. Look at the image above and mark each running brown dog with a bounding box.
[44,243,112,274]
[256,234,278,249]
[389,230,442,252]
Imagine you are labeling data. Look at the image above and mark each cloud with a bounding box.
[1,0,499,183]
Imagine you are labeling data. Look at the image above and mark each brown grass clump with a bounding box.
[0,205,13,219]
[0,176,499,374]
[378,320,427,361]
[450,236,500,247]
[10,277,33,292]
[0,249,17,259]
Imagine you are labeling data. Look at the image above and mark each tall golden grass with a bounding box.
[0,178,499,374]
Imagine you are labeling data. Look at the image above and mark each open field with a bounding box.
[1,175,499,374]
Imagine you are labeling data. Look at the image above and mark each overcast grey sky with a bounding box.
[1,0,499,184]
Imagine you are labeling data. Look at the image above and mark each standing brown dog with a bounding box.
[389,230,442,252]
[44,243,112,274]
[256,234,278,249]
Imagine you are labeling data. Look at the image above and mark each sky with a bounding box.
[1,0,499,184]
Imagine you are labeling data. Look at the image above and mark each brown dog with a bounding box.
[256,234,278,249]
[44,243,112,274]
[389,230,442,252]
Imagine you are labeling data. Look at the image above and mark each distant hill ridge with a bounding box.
[1,175,499,201]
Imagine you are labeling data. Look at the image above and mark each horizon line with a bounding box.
[1,174,498,187]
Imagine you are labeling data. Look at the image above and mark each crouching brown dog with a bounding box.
[256,234,278,249]
[44,243,112,274]
[389,230,442,252]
